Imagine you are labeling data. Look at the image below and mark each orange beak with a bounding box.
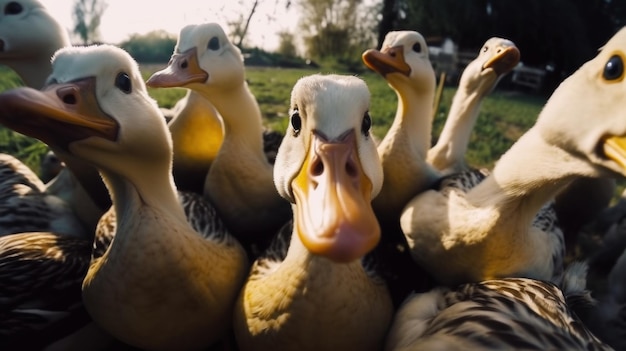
[0,78,119,150]
[362,45,412,77]
[483,45,521,76]
[291,129,380,263]
[146,47,208,88]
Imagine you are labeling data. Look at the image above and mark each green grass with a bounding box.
[8,63,617,198]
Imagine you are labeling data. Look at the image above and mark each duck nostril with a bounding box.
[180,60,188,69]
[346,160,357,178]
[311,159,324,176]
[62,94,77,105]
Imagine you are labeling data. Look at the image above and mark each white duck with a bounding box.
[0,44,248,350]
[427,37,520,174]
[362,30,440,228]
[233,74,393,351]
[0,0,110,236]
[400,27,626,287]
[0,0,68,89]
[361,30,439,306]
[147,22,291,256]
[385,266,611,350]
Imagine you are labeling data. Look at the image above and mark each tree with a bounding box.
[72,0,108,45]
[119,31,177,63]
[297,0,377,62]
[228,0,260,48]
[277,31,298,57]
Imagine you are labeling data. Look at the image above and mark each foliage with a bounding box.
[120,31,177,63]
[387,0,625,93]
[296,0,378,65]
[72,0,107,45]
[277,31,298,58]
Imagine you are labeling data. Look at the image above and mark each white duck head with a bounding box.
[146,22,245,94]
[0,45,169,184]
[459,37,520,97]
[362,30,436,96]
[0,0,70,88]
[537,27,626,178]
[274,74,383,263]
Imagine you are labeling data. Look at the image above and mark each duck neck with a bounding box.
[6,56,54,89]
[430,87,484,169]
[101,161,186,232]
[382,85,435,157]
[466,129,592,219]
[206,83,266,161]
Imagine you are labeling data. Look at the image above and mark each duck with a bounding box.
[0,0,110,236]
[0,44,249,350]
[0,231,93,349]
[427,37,520,175]
[0,0,68,90]
[384,264,612,350]
[233,74,393,351]
[400,27,626,287]
[166,90,224,194]
[147,22,291,256]
[361,30,439,306]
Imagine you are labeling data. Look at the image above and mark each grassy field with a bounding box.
[0,63,570,192]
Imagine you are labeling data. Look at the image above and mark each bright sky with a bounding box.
[40,0,298,51]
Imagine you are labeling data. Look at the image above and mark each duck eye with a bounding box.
[207,37,220,51]
[361,112,371,136]
[412,42,421,53]
[603,55,624,82]
[115,72,132,94]
[482,46,489,53]
[290,109,301,136]
[5,1,22,15]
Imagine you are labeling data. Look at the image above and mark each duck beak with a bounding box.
[603,136,626,170]
[291,129,380,263]
[362,45,411,77]
[146,47,208,88]
[483,45,520,76]
[0,78,119,150]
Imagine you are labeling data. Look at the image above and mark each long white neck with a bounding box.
[428,87,485,172]
[467,128,596,218]
[373,83,439,225]
[4,56,55,89]
[206,83,266,161]
[380,84,435,157]
[101,160,186,234]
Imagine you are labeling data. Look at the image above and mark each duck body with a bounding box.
[168,90,224,194]
[361,30,440,306]
[233,74,392,351]
[0,153,86,238]
[0,44,248,350]
[398,27,626,286]
[0,231,92,347]
[385,274,612,350]
[147,23,290,256]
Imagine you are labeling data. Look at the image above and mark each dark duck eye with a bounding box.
[115,72,132,94]
[412,42,422,53]
[603,55,624,81]
[361,112,371,137]
[5,1,23,15]
[290,109,301,136]
[207,37,220,51]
